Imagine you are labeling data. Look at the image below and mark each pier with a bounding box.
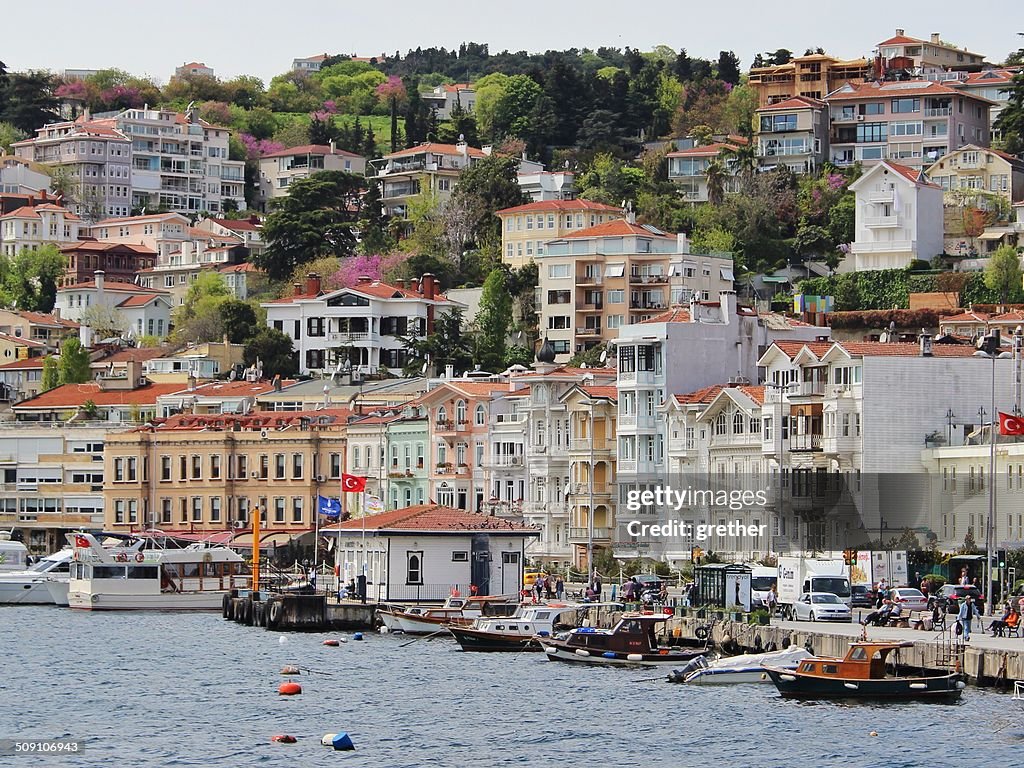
[224,591,378,631]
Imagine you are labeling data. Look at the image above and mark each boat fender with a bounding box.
[537,631,549,637]
[269,601,282,626]
[379,626,390,634]
[90,594,98,604]
[844,682,858,690]
[909,683,928,690]
[278,635,287,645]
[779,674,797,682]
[543,646,556,654]
[280,666,301,675]
[321,734,337,747]
[278,682,302,696]
[323,639,340,647]
[270,735,296,744]
[760,673,767,681]
[869,731,878,737]
[222,594,231,619]
[627,653,644,662]
[694,626,710,641]
[575,649,591,657]
[353,632,364,641]
[603,651,617,659]
[331,732,355,751]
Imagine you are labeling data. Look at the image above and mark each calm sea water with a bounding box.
[1,606,1016,767]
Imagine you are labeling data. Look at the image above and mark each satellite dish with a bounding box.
[599,350,608,364]
[458,133,465,142]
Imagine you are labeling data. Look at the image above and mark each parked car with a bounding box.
[888,587,929,612]
[930,585,984,614]
[792,592,853,622]
[851,585,875,608]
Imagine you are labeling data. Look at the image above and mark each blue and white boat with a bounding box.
[669,647,814,685]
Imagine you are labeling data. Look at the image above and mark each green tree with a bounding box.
[220,299,259,344]
[984,245,1023,305]
[258,170,365,280]
[577,153,645,207]
[0,121,26,152]
[0,70,59,134]
[716,51,742,85]
[490,75,543,139]
[79,304,128,339]
[0,245,66,312]
[41,356,59,392]
[443,153,526,257]
[401,308,474,376]
[357,179,392,255]
[58,336,92,384]
[704,159,727,206]
[995,69,1024,154]
[243,327,298,379]
[475,270,512,372]
[723,84,758,139]
[567,343,608,368]
[173,272,231,343]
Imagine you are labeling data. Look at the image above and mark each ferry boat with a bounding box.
[540,612,706,667]
[66,533,249,611]
[449,602,624,652]
[668,647,814,685]
[390,595,519,634]
[763,640,965,701]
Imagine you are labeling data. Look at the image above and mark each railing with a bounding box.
[488,456,523,467]
[790,433,823,451]
[629,274,668,285]
[797,380,826,396]
[864,215,899,228]
[866,191,894,203]
[924,107,952,117]
[569,527,612,541]
[326,331,378,344]
[577,327,602,336]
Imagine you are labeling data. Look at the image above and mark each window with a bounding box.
[858,103,885,116]
[291,497,303,523]
[291,453,303,479]
[890,97,920,114]
[114,499,125,523]
[191,496,203,522]
[607,289,624,304]
[275,454,286,480]
[856,123,887,143]
[161,498,172,524]
[114,457,125,482]
[452,551,469,562]
[210,497,222,522]
[547,264,570,278]
[329,453,341,479]
[406,551,423,584]
[191,455,202,480]
[210,454,221,479]
[160,456,171,481]
[274,497,285,523]
[475,404,485,426]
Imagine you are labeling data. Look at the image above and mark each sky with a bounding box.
[2,0,1021,84]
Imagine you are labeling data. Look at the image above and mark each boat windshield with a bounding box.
[29,557,67,573]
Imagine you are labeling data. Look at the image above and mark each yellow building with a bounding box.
[496,199,622,270]
[102,410,352,545]
[926,145,1024,205]
[748,53,873,108]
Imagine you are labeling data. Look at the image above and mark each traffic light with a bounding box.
[999,550,1007,569]
[843,548,857,566]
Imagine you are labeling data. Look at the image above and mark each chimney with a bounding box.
[895,28,905,36]
[421,273,436,300]
[94,270,105,293]
[930,33,940,44]
[305,272,321,296]
[719,290,736,325]
[356,275,373,284]
[445,364,454,380]
[187,373,196,391]
[676,232,690,255]
[292,281,302,295]
[919,330,933,357]
[329,139,336,154]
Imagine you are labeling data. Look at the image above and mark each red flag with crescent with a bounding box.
[341,474,367,493]
[999,412,1024,436]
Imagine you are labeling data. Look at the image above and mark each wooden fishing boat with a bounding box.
[540,612,706,667]
[448,602,623,652]
[763,640,965,701]
[391,595,519,634]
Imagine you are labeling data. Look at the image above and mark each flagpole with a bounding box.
[313,491,320,592]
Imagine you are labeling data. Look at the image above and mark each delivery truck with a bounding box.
[777,557,851,619]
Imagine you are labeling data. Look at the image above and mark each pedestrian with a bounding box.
[957,592,975,641]
[959,568,969,586]
[555,575,565,601]
[357,573,367,605]
[545,575,554,600]
[534,575,544,602]
[593,569,602,601]
[766,584,778,616]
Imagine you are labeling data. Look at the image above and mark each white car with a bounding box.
[793,592,853,622]
[888,587,928,613]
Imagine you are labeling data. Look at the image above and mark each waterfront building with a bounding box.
[193,216,265,259]
[0,202,82,257]
[748,52,873,107]
[0,310,79,348]
[926,145,1024,205]
[257,377,430,414]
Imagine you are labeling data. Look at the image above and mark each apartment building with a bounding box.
[263,273,458,376]
[292,54,330,72]
[958,69,1018,140]
[666,138,746,201]
[258,144,367,209]
[421,83,476,120]
[755,96,830,175]
[0,203,82,257]
[0,358,45,402]
[0,155,51,195]
[0,424,125,554]
[496,199,622,269]
[89,212,191,259]
[825,80,992,169]
[102,410,351,538]
[12,118,132,220]
[875,30,987,78]
[846,161,944,271]
[517,170,575,203]
[193,216,265,259]
[926,145,1024,203]
[536,218,734,361]
[111,107,244,214]
[748,53,873,108]
[174,62,214,79]
[369,141,486,217]
[0,310,78,347]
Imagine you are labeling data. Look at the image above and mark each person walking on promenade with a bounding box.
[555,575,565,601]
[957,593,975,641]
[593,569,602,601]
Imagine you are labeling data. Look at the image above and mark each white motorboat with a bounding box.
[668,647,815,685]
[391,595,519,634]
[67,533,249,611]
[0,549,74,605]
[448,601,624,652]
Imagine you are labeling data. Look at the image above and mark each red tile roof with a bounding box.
[836,341,980,357]
[187,379,295,398]
[878,34,924,46]
[667,141,743,158]
[580,385,618,400]
[559,219,674,240]
[757,96,826,111]
[58,280,168,294]
[13,381,185,409]
[641,306,691,324]
[990,310,1024,324]
[961,69,1015,85]
[0,331,47,347]
[148,409,352,432]
[0,357,46,370]
[96,348,168,364]
[496,199,622,216]
[827,80,991,103]
[769,340,835,359]
[942,310,991,323]
[384,142,487,160]
[94,212,187,226]
[117,294,167,308]
[881,161,942,189]
[738,385,765,405]
[674,385,725,405]
[60,241,156,255]
[218,262,261,273]
[1,204,80,221]
[326,504,537,533]
[206,217,260,232]
[8,311,79,329]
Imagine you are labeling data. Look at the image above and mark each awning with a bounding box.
[605,263,625,278]
[721,267,735,281]
[762,276,790,283]
[230,531,313,549]
[978,231,1007,240]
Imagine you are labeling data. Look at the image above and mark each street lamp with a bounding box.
[974,331,1011,617]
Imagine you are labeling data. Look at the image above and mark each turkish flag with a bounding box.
[74,534,90,548]
[999,412,1024,436]
[341,474,368,493]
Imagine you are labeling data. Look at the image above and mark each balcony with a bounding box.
[924,107,952,118]
[577,274,603,286]
[488,455,524,467]
[577,327,602,337]
[790,433,823,452]
[794,380,826,397]
[866,191,894,204]
[864,216,899,228]
[576,302,603,312]
[570,439,613,452]
[569,527,612,542]
[629,299,666,310]
[629,274,668,285]
[325,331,379,345]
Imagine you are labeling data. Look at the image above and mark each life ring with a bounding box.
[115,552,128,563]
[135,553,145,563]
[694,626,710,641]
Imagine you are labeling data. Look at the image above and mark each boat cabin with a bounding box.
[792,641,913,680]
[566,613,668,653]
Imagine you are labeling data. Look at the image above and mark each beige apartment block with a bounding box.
[926,144,1024,204]
[748,53,873,108]
[496,199,622,269]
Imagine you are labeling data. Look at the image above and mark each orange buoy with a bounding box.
[278,682,302,696]
[323,639,340,647]
[280,665,301,675]
[271,734,297,744]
